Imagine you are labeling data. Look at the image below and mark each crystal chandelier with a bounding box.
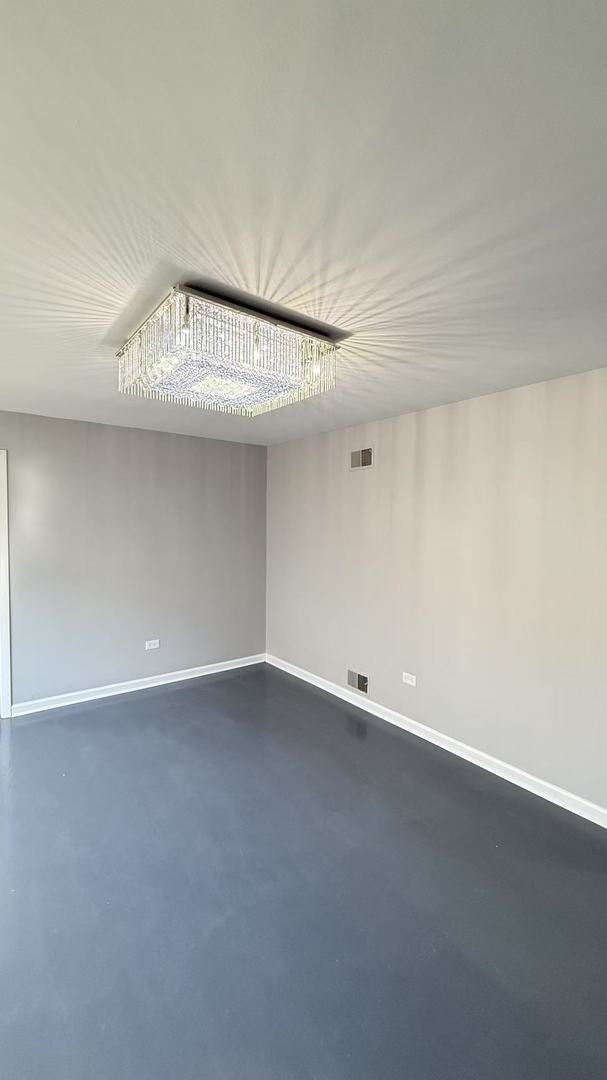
[117,286,338,416]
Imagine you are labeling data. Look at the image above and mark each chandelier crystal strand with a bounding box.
[118,288,337,416]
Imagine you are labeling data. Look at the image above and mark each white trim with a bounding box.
[266,655,607,830]
[12,654,265,718]
[0,450,11,719]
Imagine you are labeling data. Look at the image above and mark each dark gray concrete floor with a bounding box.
[1,664,606,1080]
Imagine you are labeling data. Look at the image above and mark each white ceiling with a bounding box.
[1,1,606,446]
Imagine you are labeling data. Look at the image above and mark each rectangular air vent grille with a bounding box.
[347,669,369,694]
[350,447,373,469]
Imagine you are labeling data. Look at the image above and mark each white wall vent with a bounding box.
[350,447,373,469]
[347,669,369,694]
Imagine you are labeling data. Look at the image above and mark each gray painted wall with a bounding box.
[0,412,267,703]
[267,368,607,808]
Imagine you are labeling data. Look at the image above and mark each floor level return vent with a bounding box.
[347,670,369,694]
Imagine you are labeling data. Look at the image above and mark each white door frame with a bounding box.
[0,450,11,718]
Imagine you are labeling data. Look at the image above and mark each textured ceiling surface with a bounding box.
[1,1,606,446]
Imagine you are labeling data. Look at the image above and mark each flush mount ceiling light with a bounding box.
[117,286,338,417]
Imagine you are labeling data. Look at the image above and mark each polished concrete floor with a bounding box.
[1,663,606,1079]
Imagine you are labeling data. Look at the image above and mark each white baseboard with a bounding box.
[13,650,606,830]
[11,654,266,718]
[266,655,607,830]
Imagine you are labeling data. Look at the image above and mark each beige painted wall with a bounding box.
[267,369,607,808]
[0,412,267,703]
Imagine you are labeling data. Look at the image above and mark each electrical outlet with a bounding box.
[145,639,160,650]
[402,671,417,687]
